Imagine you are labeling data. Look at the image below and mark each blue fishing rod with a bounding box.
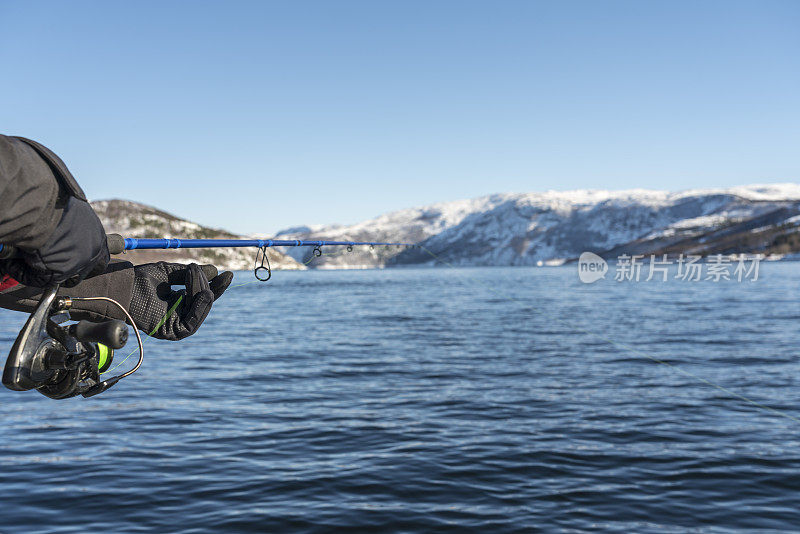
[1,234,414,255]
[0,233,418,280]
[106,235,415,253]
[106,235,417,281]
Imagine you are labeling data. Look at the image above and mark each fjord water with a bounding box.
[1,265,799,532]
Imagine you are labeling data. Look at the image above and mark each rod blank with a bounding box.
[118,237,414,251]
[1,234,416,259]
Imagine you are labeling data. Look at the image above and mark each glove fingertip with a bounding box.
[209,271,234,300]
[200,264,219,280]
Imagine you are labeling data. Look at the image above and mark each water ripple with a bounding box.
[1,264,800,531]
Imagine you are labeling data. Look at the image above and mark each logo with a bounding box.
[578,252,608,283]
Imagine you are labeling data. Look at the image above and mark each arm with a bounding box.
[0,135,233,340]
[0,135,109,286]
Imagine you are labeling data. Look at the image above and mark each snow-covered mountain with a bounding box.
[94,184,800,271]
[276,184,800,267]
[92,200,304,271]
[274,194,508,267]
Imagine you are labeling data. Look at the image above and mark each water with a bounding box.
[1,264,800,532]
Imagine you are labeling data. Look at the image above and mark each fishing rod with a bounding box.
[110,235,418,280]
[1,234,417,279]
[108,236,416,252]
[1,233,416,400]
[1,234,416,255]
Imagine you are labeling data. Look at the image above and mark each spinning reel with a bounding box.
[2,285,144,399]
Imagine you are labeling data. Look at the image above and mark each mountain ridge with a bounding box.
[278,183,800,267]
[93,183,800,270]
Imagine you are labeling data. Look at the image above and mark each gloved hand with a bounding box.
[129,262,233,340]
[0,197,109,287]
[0,259,233,341]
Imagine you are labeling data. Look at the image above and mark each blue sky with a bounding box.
[1,1,798,234]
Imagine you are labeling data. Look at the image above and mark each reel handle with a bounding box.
[68,320,128,349]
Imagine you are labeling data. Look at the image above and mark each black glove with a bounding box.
[0,197,109,287]
[0,259,233,341]
[129,262,233,340]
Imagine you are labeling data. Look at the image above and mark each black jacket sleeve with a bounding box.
[0,135,70,250]
[0,135,109,287]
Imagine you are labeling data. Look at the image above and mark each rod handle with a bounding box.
[107,234,126,255]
